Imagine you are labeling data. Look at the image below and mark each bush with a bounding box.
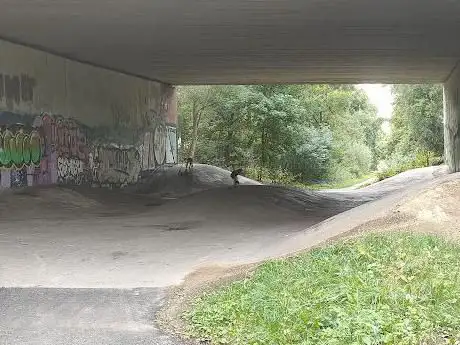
[343,142,373,177]
[324,142,373,184]
[377,150,443,181]
[244,166,299,185]
[328,165,355,183]
[283,126,333,182]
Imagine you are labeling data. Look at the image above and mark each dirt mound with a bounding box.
[128,164,260,197]
[0,186,160,220]
[324,165,449,200]
[138,185,364,229]
[391,179,460,237]
[0,187,107,220]
[398,179,460,223]
[363,165,447,192]
[0,168,364,223]
[0,179,369,224]
[343,177,460,240]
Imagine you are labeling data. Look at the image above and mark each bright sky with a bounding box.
[357,84,393,119]
[357,84,393,133]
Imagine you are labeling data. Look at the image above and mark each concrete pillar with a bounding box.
[444,64,460,172]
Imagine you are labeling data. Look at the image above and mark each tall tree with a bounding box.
[389,84,443,161]
[247,86,306,179]
[178,84,383,184]
[177,86,215,159]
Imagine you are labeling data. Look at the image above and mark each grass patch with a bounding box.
[184,233,460,345]
[377,153,443,182]
[305,174,375,190]
[244,166,376,191]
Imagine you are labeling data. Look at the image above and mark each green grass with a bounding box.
[305,174,375,190]
[376,154,444,182]
[184,233,460,345]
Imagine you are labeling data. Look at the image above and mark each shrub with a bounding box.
[377,150,443,181]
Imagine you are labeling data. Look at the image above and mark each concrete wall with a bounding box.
[0,39,177,188]
[444,64,460,173]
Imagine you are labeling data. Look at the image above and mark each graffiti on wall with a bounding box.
[0,122,44,189]
[33,114,88,185]
[141,126,167,170]
[90,145,141,187]
[0,125,42,169]
[166,126,177,164]
[0,112,88,188]
[35,115,88,160]
[0,78,177,188]
[140,105,170,171]
[0,108,176,189]
[57,157,85,185]
[154,122,167,165]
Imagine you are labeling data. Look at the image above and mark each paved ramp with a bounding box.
[0,165,449,344]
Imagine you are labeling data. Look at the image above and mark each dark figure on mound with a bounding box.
[230,168,243,186]
[185,157,193,172]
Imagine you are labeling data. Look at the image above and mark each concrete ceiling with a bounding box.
[1,0,460,85]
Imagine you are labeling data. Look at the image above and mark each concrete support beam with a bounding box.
[444,63,460,172]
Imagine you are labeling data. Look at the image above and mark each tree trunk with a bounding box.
[189,102,201,159]
[224,113,234,167]
[189,123,198,159]
[258,127,266,181]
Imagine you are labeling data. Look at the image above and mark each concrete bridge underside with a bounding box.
[2,0,460,85]
[1,0,460,171]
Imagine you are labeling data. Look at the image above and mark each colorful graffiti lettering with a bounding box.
[35,114,88,160]
[0,107,176,189]
[0,126,42,169]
